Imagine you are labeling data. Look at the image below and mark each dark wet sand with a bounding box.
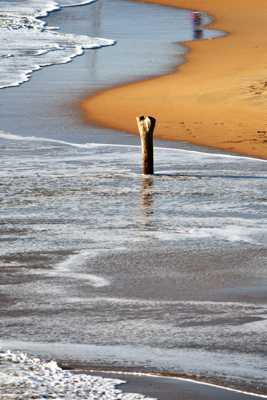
[70,370,265,400]
[1,246,267,394]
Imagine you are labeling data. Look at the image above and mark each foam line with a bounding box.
[0,130,266,163]
[63,0,98,6]
[70,297,264,308]
[53,251,111,287]
[87,369,267,399]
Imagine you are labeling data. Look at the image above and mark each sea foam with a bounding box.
[0,0,114,89]
[0,350,156,399]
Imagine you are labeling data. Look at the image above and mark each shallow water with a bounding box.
[0,0,266,398]
[0,0,223,145]
[0,0,114,88]
[0,133,267,393]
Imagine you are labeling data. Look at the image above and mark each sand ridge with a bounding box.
[81,0,267,159]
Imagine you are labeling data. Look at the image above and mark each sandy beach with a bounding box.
[81,0,267,159]
[0,1,267,398]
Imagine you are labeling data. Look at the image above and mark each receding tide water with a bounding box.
[0,1,266,399]
[1,133,267,396]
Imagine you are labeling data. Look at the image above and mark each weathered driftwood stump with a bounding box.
[136,116,156,175]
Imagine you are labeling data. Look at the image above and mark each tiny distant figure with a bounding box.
[192,11,202,26]
[192,11,203,39]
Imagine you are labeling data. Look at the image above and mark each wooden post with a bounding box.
[136,115,156,175]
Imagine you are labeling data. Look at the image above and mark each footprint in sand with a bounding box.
[248,81,267,96]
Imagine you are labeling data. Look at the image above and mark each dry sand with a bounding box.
[81,0,267,159]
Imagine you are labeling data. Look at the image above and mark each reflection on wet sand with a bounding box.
[1,137,267,392]
[193,28,203,40]
[192,11,203,40]
[86,0,103,80]
[140,177,154,222]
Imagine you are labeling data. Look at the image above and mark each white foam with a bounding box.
[62,0,99,6]
[0,0,114,89]
[156,145,267,163]
[0,129,266,164]
[53,250,111,287]
[0,130,111,150]
[0,350,156,399]
[68,297,264,308]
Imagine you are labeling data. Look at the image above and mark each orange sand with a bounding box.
[81,0,267,159]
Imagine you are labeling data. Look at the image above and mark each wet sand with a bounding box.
[81,0,267,159]
[1,135,267,395]
[1,247,267,393]
[73,370,267,400]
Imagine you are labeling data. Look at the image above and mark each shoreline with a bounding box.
[81,0,267,160]
[92,371,267,399]
[0,0,200,149]
[63,364,267,399]
[0,1,266,400]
